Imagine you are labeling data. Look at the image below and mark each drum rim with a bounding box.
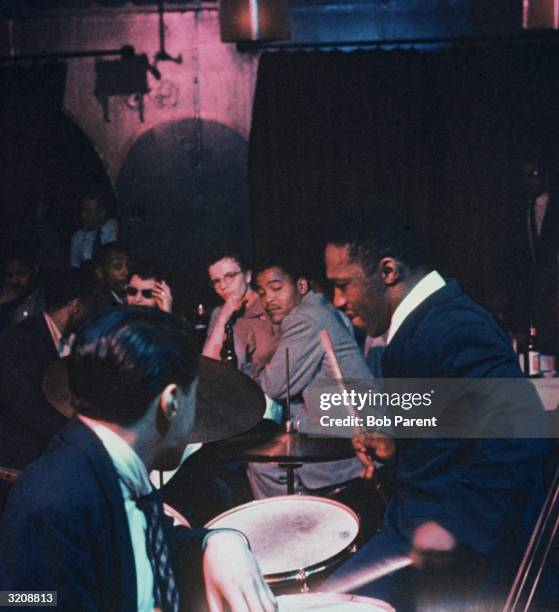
[205,495,360,583]
[276,592,395,611]
[205,494,360,528]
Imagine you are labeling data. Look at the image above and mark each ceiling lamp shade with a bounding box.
[219,0,290,43]
[523,0,559,29]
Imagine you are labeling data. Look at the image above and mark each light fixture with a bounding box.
[219,0,290,43]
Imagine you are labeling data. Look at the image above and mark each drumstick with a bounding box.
[325,555,413,594]
[285,348,293,432]
[320,330,344,380]
[319,330,363,435]
[320,329,389,504]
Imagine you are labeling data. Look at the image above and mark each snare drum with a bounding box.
[276,593,394,611]
[205,495,359,587]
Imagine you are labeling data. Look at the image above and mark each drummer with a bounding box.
[0,307,276,612]
[322,201,549,609]
[248,258,372,498]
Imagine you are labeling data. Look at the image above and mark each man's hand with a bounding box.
[352,432,395,479]
[152,281,173,313]
[203,532,277,612]
[221,294,247,321]
[410,521,457,569]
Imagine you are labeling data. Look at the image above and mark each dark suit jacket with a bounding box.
[381,280,548,588]
[0,421,208,612]
[0,314,68,470]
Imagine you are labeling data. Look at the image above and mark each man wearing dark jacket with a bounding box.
[323,202,550,610]
[0,308,275,612]
[0,268,95,477]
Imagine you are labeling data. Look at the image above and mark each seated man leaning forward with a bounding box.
[0,307,275,612]
[125,258,174,313]
[321,201,550,610]
[248,258,372,498]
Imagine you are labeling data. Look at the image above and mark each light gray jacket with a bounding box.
[258,291,373,488]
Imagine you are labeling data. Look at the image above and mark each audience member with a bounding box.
[203,249,278,374]
[125,258,173,313]
[69,191,118,268]
[508,158,559,357]
[0,307,275,612]
[0,249,44,334]
[248,258,371,498]
[92,241,129,309]
[0,267,97,508]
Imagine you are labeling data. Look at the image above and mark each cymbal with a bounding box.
[192,357,266,443]
[42,359,74,419]
[43,356,266,444]
[234,431,355,464]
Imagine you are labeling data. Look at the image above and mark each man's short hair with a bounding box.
[44,267,97,312]
[207,248,251,272]
[92,241,129,270]
[326,201,425,276]
[253,256,307,285]
[128,258,167,283]
[68,307,198,425]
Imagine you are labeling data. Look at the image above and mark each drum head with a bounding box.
[205,495,359,579]
[276,593,394,611]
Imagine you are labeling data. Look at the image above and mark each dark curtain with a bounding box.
[0,63,67,250]
[249,44,559,311]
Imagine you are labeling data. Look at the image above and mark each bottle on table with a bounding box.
[525,322,541,378]
[220,321,238,367]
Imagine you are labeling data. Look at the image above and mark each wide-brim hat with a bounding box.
[43,356,265,444]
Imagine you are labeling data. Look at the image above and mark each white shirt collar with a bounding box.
[110,290,125,305]
[43,311,73,357]
[79,416,152,499]
[386,271,445,344]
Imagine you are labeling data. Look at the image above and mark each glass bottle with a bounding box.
[220,321,238,367]
[526,322,541,378]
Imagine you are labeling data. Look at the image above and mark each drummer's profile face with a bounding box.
[208,257,250,302]
[256,266,304,324]
[325,243,391,338]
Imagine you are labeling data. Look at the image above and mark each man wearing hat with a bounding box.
[0,307,275,612]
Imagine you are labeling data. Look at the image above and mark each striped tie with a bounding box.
[136,489,180,612]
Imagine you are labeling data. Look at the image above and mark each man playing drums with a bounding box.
[322,201,550,609]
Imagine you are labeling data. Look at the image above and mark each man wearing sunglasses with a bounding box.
[125,259,173,313]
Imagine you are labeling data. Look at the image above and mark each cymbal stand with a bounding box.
[503,464,559,612]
